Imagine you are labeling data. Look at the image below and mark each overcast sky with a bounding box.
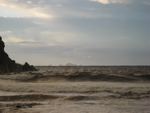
[0,0,150,65]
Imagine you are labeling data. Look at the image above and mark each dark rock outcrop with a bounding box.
[0,36,37,73]
[22,62,36,71]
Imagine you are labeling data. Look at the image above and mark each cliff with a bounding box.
[0,36,36,73]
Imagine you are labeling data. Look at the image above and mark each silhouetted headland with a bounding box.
[0,36,36,73]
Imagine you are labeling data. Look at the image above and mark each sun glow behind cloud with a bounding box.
[5,37,25,43]
[0,0,53,19]
[90,0,129,4]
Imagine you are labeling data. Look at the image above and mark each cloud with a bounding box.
[0,0,53,19]
[90,0,129,4]
[143,1,150,6]
[1,0,150,65]
[5,36,29,43]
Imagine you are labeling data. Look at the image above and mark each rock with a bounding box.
[0,36,37,73]
[23,62,36,71]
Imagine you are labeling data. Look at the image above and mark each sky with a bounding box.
[0,0,150,65]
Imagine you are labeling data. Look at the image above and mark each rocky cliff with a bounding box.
[0,36,36,73]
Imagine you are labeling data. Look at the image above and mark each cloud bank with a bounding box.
[90,0,129,4]
[0,0,53,18]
